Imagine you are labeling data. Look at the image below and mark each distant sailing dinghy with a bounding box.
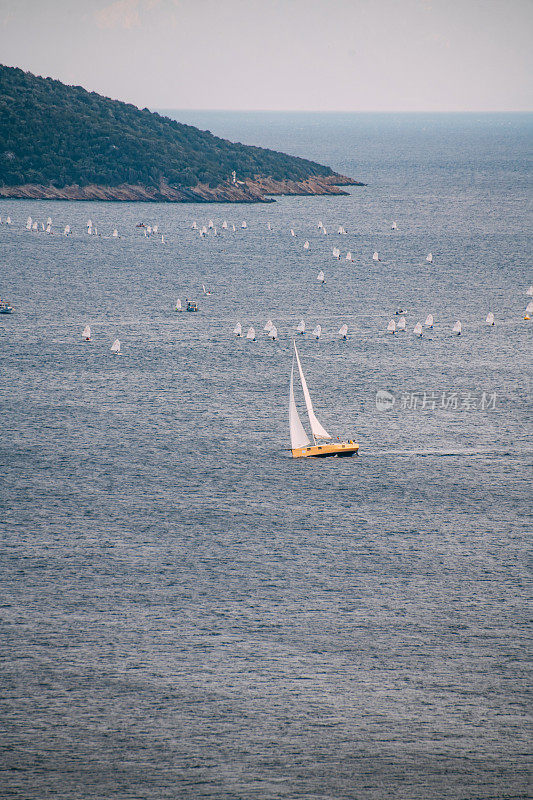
[346,252,353,262]
[296,320,306,334]
[413,322,423,337]
[268,326,278,340]
[246,327,256,340]
[289,342,358,458]
[313,324,321,340]
[424,314,434,328]
[426,253,433,263]
[486,312,495,325]
[338,324,348,339]
[82,325,91,341]
[526,286,533,297]
[241,221,247,229]
[397,316,406,331]
[452,321,462,335]
[264,319,273,333]
[290,229,295,237]
[111,339,121,354]
[303,241,310,250]
[373,251,380,262]
[175,299,182,312]
[233,322,242,337]
[392,221,398,230]
[317,270,325,284]
[112,229,119,238]
[387,319,396,334]
[222,220,228,229]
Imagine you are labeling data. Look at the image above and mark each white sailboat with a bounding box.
[526,286,533,297]
[413,322,423,336]
[6,216,11,225]
[153,225,158,233]
[332,247,340,259]
[290,229,295,237]
[241,221,247,229]
[202,284,211,296]
[486,312,495,325]
[264,319,273,332]
[296,320,306,334]
[161,235,165,243]
[313,324,321,340]
[424,314,434,328]
[82,325,91,341]
[233,322,242,337]
[268,326,278,340]
[267,222,272,231]
[392,221,398,230]
[175,299,182,312]
[397,316,406,331]
[112,229,119,237]
[26,217,32,230]
[63,225,70,236]
[47,217,52,226]
[387,319,396,334]
[111,339,121,354]
[222,220,228,229]
[303,240,310,250]
[426,252,433,263]
[373,251,380,261]
[452,320,462,335]
[191,221,197,229]
[246,326,256,340]
[338,324,348,339]
[346,252,353,261]
[289,342,358,458]
[208,219,214,229]
[232,224,236,232]
[317,270,325,284]
[317,221,323,229]
[46,224,51,234]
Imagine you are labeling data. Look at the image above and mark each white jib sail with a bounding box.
[290,358,311,450]
[293,342,331,440]
[269,326,277,339]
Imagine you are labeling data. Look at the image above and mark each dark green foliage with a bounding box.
[0,65,334,189]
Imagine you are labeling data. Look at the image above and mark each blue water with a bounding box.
[0,113,531,799]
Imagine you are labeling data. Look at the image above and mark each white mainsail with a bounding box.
[175,299,182,311]
[392,221,398,230]
[6,216,11,225]
[425,314,434,327]
[486,312,494,325]
[452,320,462,334]
[268,326,278,340]
[296,320,305,334]
[346,252,353,261]
[397,316,406,331]
[111,339,121,353]
[527,286,533,297]
[241,221,247,228]
[191,221,197,229]
[313,324,321,340]
[264,319,273,332]
[112,229,118,237]
[246,326,256,340]
[222,220,228,229]
[338,324,348,338]
[373,251,379,261]
[303,240,310,250]
[387,319,396,333]
[413,322,423,336]
[293,342,331,440]
[82,325,91,340]
[317,270,325,284]
[63,225,70,236]
[208,220,214,228]
[26,217,32,230]
[426,252,433,263]
[290,229,295,237]
[289,358,311,450]
[233,322,242,336]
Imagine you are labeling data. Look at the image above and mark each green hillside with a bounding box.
[0,65,336,191]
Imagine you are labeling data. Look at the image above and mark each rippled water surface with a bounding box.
[0,113,532,799]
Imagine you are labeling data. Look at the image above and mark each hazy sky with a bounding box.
[0,0,531,111]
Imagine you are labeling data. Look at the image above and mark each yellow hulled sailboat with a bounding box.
[289,341,359,458]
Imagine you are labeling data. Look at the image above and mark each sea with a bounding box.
[0,113,531,800]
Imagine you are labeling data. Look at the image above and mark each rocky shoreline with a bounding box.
[0,173,365,203]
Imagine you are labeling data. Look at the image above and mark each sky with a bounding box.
[0,0,531,112]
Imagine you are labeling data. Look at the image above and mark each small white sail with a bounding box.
[47,217,52,225]
[313,324,321,340]
[387,319,396,333]
[346,251,353,261]
[486,312,495,325]
[290,229,295,237]
[527,286,533,297]
[267,222,272,231]
[289,358,311,450]
[392,221,397,230]
[263,320,273,333]
[317,270,325,284]
[63,225,70,236]
[233,322,242,337]
[268,326,277,340]
[397,316,406,331]
[82,325,91,340]
[161,235,165,243]
[317,221,323,229]
[332,247,340,259]
[293,342,331,440]
[322,227,327,235]
[208,220,214,229]
[202,284,211,295]
[87,219,92,229]
[246,326,256,340]
[153,225,158,233]
[6,216,11,225]
[112,229,118,237]
[296,320,305,334]
[241,221,247,228]
[175,299,182,311]
[144,228,148,237]
[373,251,379,261]
[26,217,32,230]
[526,301,533,313]
[191,221,197,229]
[452,321,462,335]
[94,227,98,236]
[338,324,348,339]
[222,220,228,229]
[46,224,51,233]
[424,314,434,328]
[426,252,433,263]
[413,322,423,336]
[111,339,121,353]
[232,224,236,232]
[147,226,152,235]
[303,240,310,250]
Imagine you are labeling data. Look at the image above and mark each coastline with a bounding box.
[0,173,365,203]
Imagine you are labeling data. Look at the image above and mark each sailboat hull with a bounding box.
[292,442,359,458]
